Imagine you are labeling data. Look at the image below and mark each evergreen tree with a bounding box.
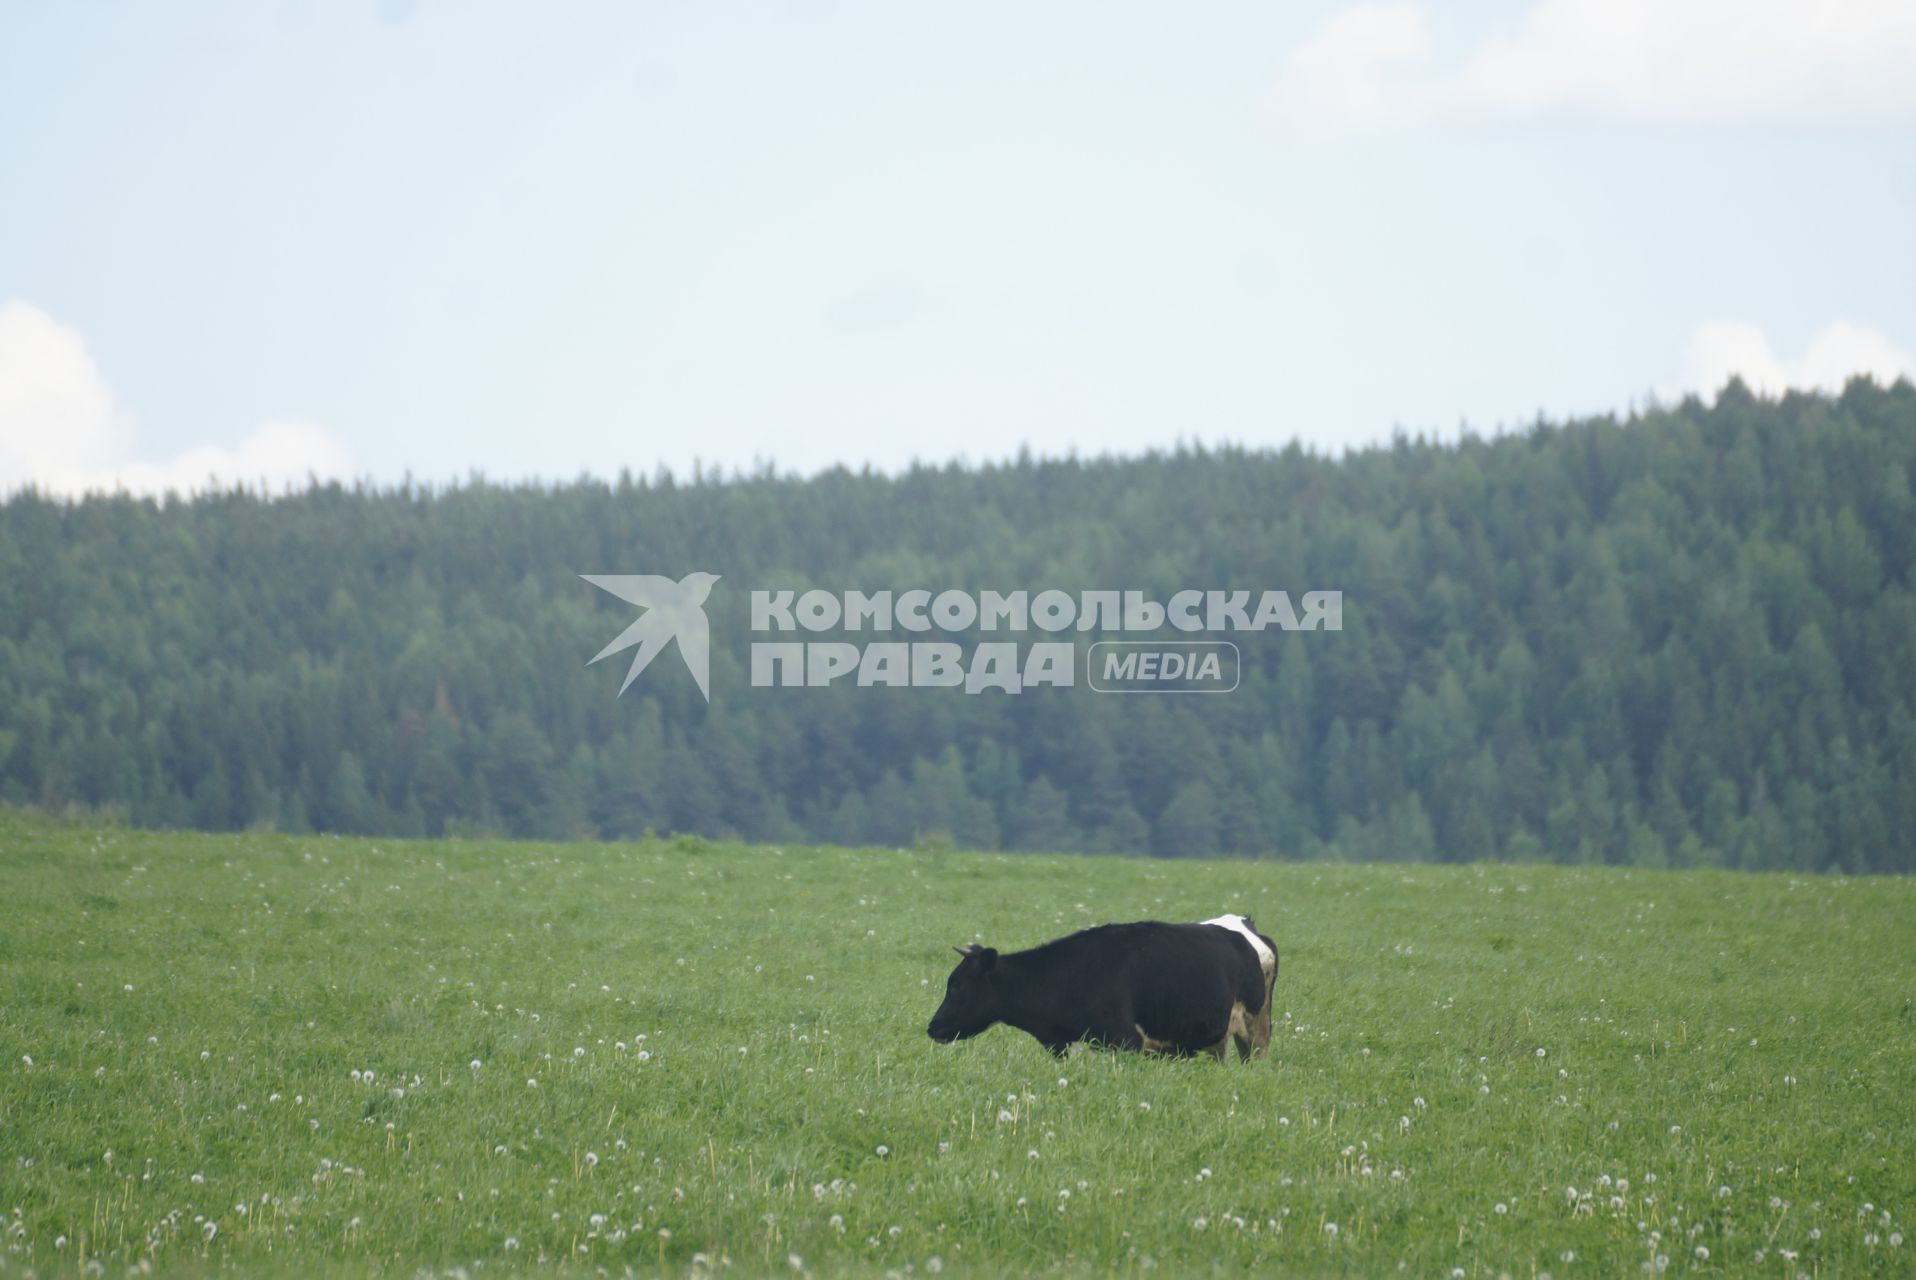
[2,381,1912,872]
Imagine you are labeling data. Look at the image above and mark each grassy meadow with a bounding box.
[1,807,1912,1277]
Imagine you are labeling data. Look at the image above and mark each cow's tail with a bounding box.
[1241,918,1278,1013]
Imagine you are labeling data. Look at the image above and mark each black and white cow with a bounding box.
[926,914,1278,1060]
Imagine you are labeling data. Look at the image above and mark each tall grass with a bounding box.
[2,809,1911,1275]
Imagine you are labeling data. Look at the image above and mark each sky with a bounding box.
[1,0,1913,497]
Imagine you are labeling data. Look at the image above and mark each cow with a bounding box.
[926,914,1278,1060]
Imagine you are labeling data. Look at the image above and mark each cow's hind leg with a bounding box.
[1245,998,1272,1060]
[1246,973,1276,1060]
[1227,1001,1255,1062]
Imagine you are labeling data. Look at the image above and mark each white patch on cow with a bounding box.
[1202,913,1275,977]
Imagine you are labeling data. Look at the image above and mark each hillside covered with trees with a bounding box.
[3,378,1913,872]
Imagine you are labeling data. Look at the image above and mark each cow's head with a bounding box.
[927,944,1000,1043]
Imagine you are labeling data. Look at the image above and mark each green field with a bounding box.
[2,809,1912,1277]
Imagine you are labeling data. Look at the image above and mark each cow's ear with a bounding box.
[974,947,998,970]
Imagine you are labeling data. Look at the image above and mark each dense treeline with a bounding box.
[3,378,1914,871]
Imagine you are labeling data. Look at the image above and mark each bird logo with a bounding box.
[581,571,721,701]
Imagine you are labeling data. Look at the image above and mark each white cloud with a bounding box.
[0,300,350,499]
[1679,320,1912,399]
[1273,0,1916,138]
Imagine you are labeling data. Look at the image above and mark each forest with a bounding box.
[2,377,1912,872]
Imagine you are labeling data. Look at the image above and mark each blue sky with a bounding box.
[2,1,1912,495]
